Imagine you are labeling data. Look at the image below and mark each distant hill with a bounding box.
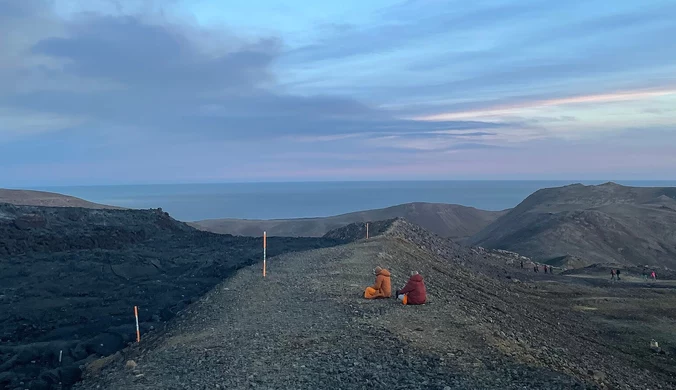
[0,188,121,209]
[469,182,676,268]
[190,202,508,239]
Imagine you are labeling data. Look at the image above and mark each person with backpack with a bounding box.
[611,269,616,280]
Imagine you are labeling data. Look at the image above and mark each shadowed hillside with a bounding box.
[191,202,507,240]
[0,204,341,389]
[470,182,676,268]
[0,189,121,209]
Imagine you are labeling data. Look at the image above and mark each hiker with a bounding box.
[364,266,391,299]
[544,265,548,274]
[611,269,616,280]
[549,266,554,274]
[534,265,538,273]
[520,260,523,269]
[396,271,427,305]
[651,271,656,281]
[642,269,648,281]
[616,269,621,281]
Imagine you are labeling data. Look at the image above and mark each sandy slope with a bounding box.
[0,189,121,209]
[75,221,676,390]
[191,202,507,239]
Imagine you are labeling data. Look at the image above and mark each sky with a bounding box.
[1,0,675,186]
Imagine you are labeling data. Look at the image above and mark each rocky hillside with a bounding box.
[325,217,546,281]
[191,202,507,240]
[0,189,121,209]
[75,219,676,390]
[0,204,341,390]
[470,183,676,268]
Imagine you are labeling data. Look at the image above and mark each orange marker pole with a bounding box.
[366,223,369,239]
[134,306,140,343]
[263,231,267,278]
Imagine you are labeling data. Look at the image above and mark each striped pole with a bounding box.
[134,306,140,343]
[263,231,267,278]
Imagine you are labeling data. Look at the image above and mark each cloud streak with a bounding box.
[417,88,676,121]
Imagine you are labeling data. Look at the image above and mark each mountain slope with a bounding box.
[190,202,508,239]
[0,188,121,209]
[470,182,676,267]
[76,219,676,390]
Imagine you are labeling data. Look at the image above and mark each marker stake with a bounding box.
[366,223,369,239]
[134,306,140,343]
[263,231,267,278]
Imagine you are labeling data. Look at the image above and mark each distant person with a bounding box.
[642,269,648,281]
[364,266,391,299]
[396,271,427,305]
[611,269,616,280]
[544,265,548,274]
[651,271,656,281]
[520,260,524,269]
[616,269,621,281]
[534,265,538,273]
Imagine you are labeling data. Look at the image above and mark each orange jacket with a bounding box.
[371,269,392,298]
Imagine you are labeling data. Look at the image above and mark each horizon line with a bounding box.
[6,179,676,189]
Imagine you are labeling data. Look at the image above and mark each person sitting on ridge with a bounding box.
[364,266,391,299]
[396,271,427,305]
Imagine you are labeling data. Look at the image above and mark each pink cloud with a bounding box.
[416,87,676,121]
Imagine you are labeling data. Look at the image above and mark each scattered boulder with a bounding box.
[86,332,125,356]
[650,339,662,354]
[58,365,83,385]
[588,370,606,381]
[0,371,17,386]
[29,378,50,390]
[13,213,47,230]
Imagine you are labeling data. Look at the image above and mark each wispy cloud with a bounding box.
[416,88,676,121]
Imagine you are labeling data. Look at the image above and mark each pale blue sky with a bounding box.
[1,0,675,185]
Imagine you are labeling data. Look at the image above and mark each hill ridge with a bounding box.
[0,188,122,209]
[191,202,507,239]
[470,183,676,267]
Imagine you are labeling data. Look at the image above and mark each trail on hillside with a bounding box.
[76,235,600,389]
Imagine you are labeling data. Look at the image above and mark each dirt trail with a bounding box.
[76,234,599,390]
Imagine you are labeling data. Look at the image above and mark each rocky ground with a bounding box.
[0,204,341,390]
[75,220,676,389]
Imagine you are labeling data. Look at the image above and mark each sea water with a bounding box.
[32,180,676,222]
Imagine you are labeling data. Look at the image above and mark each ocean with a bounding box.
[34,180,676,222]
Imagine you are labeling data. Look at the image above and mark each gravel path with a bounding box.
[75,231,600,390]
